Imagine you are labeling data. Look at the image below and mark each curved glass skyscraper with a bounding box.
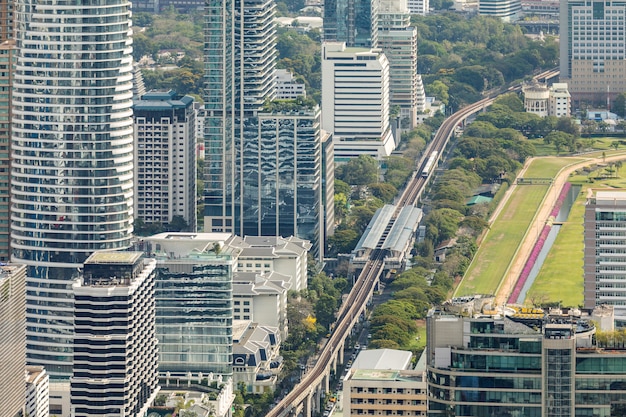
[11,0,135,377]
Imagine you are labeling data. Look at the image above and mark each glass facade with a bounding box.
[11,0,134,377]
[428,310,626,417]
[155,255,234,377]
[204,0,276,234]
[239,110,322,259]
[324,0,379,48]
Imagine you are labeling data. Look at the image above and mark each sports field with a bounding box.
[455,157,582,297]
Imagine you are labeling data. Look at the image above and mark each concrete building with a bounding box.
[275,69,306,100]
[378,0,422,129]
[523,81,571,117]
[239,105,325,260]
[479,0,522,20]
[323,0,379,48]
[71,252,160,417]
[321,42,395,161]
[232,321,282,394]
[560,0,626,105]
[133,90,197,230]
[232,235,311,292]
[0,264,27,417]
[427,297,626,416]
[522,81,550,117]
[26,366,50,417]
[11,0,135,378]
[549,83,572,117]
[233,271,290,339]
[139,232,237,381]
[584,190,626,326]
[408,0,430,14]
[0,40,14,262]
[343,349,427,417]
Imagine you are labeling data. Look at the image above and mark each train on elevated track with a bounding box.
[421,151,438,178]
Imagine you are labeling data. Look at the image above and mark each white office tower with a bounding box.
[26,366,50,417]
[71,252,159,417]
[378,0,420,129]
[11,0,135,378]
[408,0,430,15]
[321,42,395,161]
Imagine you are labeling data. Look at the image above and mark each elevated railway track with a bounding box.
[266,68,560,417]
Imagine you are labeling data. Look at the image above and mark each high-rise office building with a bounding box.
[71,252,159,417]
[324,0,379,48]
[378,0,421,129]
[240,106,324,259]
[133,90,197,230]
[11,0,135,377]
[141,232,236,381]
[204,0,276,234]
[0,264,27,417]
[321,42,395,161]
[0,0,15,262]
[584,190,626,326]
[0,40,14,262]
[560,0,626,104]
[204,0,327,258]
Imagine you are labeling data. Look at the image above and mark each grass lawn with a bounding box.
[527,163,626,307]
[524,187,584,307]
[404,320,427,352]
[455,157,584,298]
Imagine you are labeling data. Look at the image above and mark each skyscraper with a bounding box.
[204,1,328,259]
[324,0,379,48]
[321,42,395,161]
[559,0,626,105]
[378,0,421,129]
[240,106,324,259]
[11,0,135,377]
[133,90,197,230]
[71,252,160,417]
[584,190,626,326]
[204,0,276,234]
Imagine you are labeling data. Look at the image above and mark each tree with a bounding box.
[335,179,351,197]
[335,155,378,185]
[614,92,626,118]
[556,117,580,137]
[544,131,573,155]
[368,183,397,203]
[315,294,338,329]
[327,229,359,254]
[167,215,189,232]
[427,80,450,105]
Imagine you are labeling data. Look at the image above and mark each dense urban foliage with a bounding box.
[413,13,559,112]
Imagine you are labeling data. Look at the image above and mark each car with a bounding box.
[355,343,360,349]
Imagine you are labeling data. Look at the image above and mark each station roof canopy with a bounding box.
[353,205,423,256]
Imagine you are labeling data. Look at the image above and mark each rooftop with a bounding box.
[84,251,143,265]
